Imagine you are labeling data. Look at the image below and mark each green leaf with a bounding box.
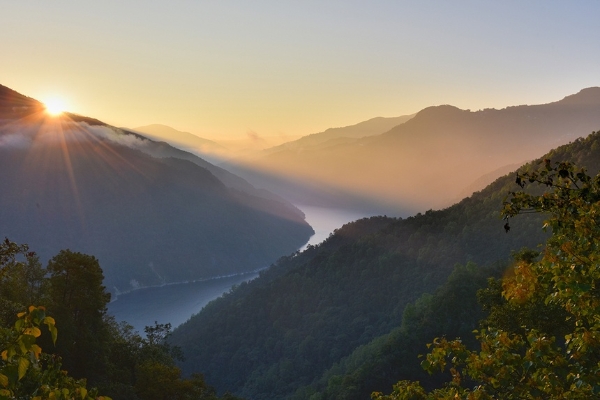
[17,357,29,380]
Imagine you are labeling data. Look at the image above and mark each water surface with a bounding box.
[107,205,372,332]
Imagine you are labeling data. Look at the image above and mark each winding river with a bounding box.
[107,205,370,332]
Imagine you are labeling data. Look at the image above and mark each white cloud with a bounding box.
[0,121,155,153]
[0,132,31,149]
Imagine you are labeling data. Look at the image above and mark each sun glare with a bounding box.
[43,97,67,116]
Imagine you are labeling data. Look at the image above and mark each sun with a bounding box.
[43,97,67,116]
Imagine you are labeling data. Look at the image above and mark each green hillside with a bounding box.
[170,131,600,399]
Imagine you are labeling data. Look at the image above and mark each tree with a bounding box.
[373,160,600,399]
[476,249,572,340]
[46,250,111,381]
[0,240,46,326]
[0,242,239,398]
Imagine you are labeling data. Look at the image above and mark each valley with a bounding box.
[107,204,372,332]
[3,4,600,399]
[2,84,600,400]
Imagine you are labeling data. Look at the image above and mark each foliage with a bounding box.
[0,240,46,327]
[0,239,241,400]
[373,158,600,399]
[0,295,104,399]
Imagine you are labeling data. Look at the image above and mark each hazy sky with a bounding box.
[2,1,599,140]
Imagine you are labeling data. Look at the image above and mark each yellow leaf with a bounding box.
[18,357,30,380]
[24,327,42,338]
[1,350,7,361]
[31,344,42,360]
[0,373,8,387]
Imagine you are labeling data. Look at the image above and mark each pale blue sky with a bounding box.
[2,1,599,139]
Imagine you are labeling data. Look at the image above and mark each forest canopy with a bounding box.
[373,159,600,399]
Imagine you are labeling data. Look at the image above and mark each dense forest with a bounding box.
[0,240,242,400]
[170,131,600,399]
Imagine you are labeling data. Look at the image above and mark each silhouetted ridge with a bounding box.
[0,84,44,119]
[555,86,600,106]
[0,84,314,294]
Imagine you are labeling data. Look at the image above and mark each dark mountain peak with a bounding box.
[0,84,44,119]
[0,83,110,125]
[0,84,38,104]
[555,87,600,106]
[63,112,108,126]
[0,84,313,294]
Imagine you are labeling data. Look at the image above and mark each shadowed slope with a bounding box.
[0,85,313,294]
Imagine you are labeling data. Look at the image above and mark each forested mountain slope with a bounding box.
[0,84,313,294]
[294,261,496,400]
[170,131,600,399]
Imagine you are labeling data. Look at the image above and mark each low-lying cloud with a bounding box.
[0,120,155,153]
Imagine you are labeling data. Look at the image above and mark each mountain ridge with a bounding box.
[223,87,600,215]
[0,84,313,294]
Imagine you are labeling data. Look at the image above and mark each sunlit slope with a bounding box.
[170,131,600,399]
[227,88,600,215]
[262,114,415,155]
[0,84,313,294]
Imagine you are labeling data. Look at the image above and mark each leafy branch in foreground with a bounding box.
[0,306,109,400]
[0,239,109,400]
[373,159,600,399]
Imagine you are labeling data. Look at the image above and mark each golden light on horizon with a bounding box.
[42,96,67,116]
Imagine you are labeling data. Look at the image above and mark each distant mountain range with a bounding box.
[262,114,415,155]
[223,88,600,215]
[0,84,313,294]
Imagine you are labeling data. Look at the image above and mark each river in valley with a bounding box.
[107,205,371,333]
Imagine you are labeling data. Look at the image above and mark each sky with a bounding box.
[2,1,600,141]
